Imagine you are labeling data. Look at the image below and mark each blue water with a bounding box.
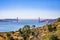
[0,19,47,32]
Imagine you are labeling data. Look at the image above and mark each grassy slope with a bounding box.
[0,18,60,40]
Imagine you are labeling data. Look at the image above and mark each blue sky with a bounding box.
[0,0,60,19]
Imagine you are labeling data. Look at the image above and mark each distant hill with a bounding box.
[0,19,17,22]
[0,19,57,22]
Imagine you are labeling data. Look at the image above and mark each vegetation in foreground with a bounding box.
[0,18,60,40]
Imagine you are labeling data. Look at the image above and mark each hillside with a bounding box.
[0,18,60,40]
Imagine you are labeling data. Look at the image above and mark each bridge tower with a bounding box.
[17,17,18,23]
[38,17,40,23]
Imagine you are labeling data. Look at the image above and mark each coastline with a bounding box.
[0,18,60,40]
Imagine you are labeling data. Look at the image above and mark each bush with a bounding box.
[7,33,11,37]
[50,35,59,40]
[23,25,30,31]
[48,24,53,32]
[48,24,57,32]
[19,28,23,34]
[32,32,35,36]
[32,25,36,28]
[53,27,57,31]
[10,37,14,40]
[19,25,31,40]
[11,31,15,34]
[15,38,18,40]
[57,18,60,22]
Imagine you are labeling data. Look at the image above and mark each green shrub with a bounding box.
[19,28,23,34]
[23,25,30,31]
[50,35,59,40]
[48,24,53,32]
[15,38,18,40]
[10,37,14,40]
[53,27,57,31]
[32,25,36,28]
[7,33,11,37]
[57,18,60,22]
[19,25,31,40]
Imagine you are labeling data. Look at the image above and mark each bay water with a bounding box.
[0,19,48,32]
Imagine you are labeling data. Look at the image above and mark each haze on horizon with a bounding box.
[0,0,60,19]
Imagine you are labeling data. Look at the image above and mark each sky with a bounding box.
[0,0,60,19]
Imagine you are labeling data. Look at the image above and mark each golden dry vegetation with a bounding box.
[0,18,60,40]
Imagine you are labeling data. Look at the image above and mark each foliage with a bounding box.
[57,18,60,22]
[18,28,23,34]
[7,33,11,37]
[11,31,15,34]
[48,24,53,32]
[9,37,14,40]
[23,25,31,40]
[32,25,36,28]
[50,35,59,40]
[48,24,57,32]
[19,25,31,40]
[23,25,30,31]
[53,27,57,31]
[1,19,60,40]
[44,33,50,40]
[15,38,18,40]
[32,32,35,36]
[7,33,14,40]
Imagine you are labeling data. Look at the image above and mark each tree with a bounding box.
[53,27,57,31]
[50,35,59,40]
[19,25,31,40]
[23,25,30,31]
[32,25,36,36]
[11,31,15,34]
[57,18,60,22]
[32,32,35,36]
[23,25,31,40]
[10,37,14,40]
[7,33,11,40]
[48,24,53,32]
[7,33,14,40]
[32,25,36,28]
[18,28,23,34]
[7,33,11,37]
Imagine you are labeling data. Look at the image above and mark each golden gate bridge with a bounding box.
[16,17,48,23]
[0,17,55,23]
